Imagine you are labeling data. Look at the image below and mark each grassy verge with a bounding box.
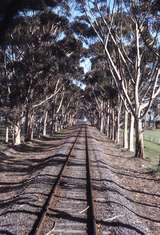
[120,128,160,169]
[144,129,160,145]
[0,143,8,152]
[144,129,160,172]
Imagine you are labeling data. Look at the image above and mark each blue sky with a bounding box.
[80,58,91,73]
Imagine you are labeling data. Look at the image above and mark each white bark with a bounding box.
[129,113,135,152]
[106,101,110,138]
[33,79,62,109]
[116,112,120,144]
[111,109,115,141]
[123,110,128,149]
[106,112,110,138]
[100,111,104,133]
[116,99,122,144]
[55,120,58,132]
[14,122,21,145]
[43,110,48,136]
[5,126,9,143]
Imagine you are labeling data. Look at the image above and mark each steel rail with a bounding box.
[85,125,97,235]
[29,127,82,235]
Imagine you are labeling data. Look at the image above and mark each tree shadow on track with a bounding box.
[11,139,77,153]
[0,151,71,211]
[99,220,145,235]
[0,153,66,174]
[100,198,160,223]
[48,208,145,235]
[87,135,107,143]
[93,159,160,181]
[92,178,160,223]
[0,230,15,235]
[0,127,84,234]
[92,176,160,198]
[93,178,160,209]
[48,208,87,223]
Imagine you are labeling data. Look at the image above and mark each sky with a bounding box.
[80,58,91,73]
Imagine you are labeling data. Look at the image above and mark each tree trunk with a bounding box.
[129,113,135,152]
[13,121,21,145]
[51,104,55,135]
[55,118,58,132]
[43,110,48,136]
[100,100,104,133]
[25,109,34,141]
[5,117,9,143]
[116,100,122,144]
[106,101,110,138]
[69,114,74,126]
[100,112,104,133]
[109,111,112,139]
[135,118,144,158]
[5,126,9,143]
[68,114,71,126]
[123,110,128,149]
[106,113,110,137]
[111,109,115,141]
[116,110,121,144]
[51,118,54,135]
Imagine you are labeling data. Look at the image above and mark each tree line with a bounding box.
[0,0,160,159]
[0,1,84,145]
[74,0,160,158]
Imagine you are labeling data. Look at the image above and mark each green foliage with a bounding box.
[0,2,85,127]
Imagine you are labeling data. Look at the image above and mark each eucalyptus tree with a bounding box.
[72,15,129,147]
[84,60,119,143]
[0,0,70,42]
[81,87,99,125]
[76,0,160,158]
[0,11,69,144]
[40,34,85,135]
[0,0,85,144]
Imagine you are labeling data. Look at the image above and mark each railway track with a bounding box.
[29,125,97,235]
[85,125,97,235]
